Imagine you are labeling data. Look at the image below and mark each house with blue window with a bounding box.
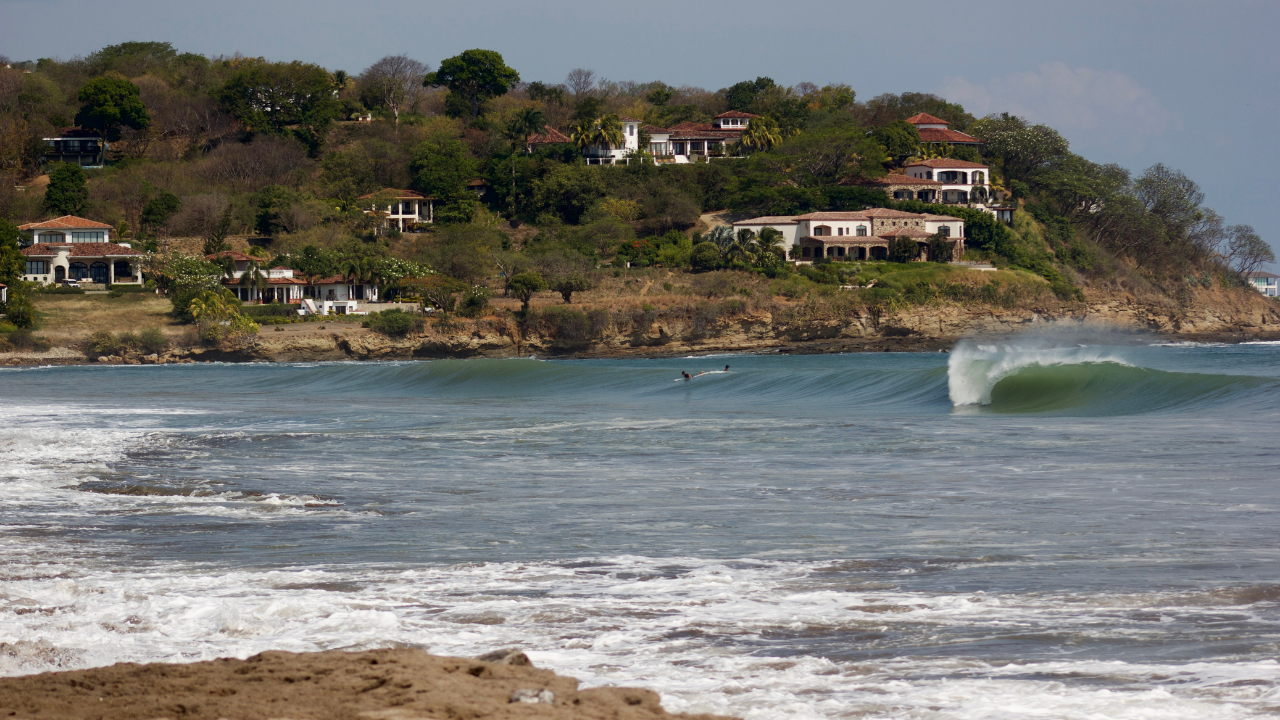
[41,128,107,168]
[18,216,144,286]
[1245,271,1279,297]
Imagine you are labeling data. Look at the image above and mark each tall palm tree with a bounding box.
[507,108,547,154]
[705,226,736,251]
[740,116,783,152]
[238,259,269,303]
[726,228,759,265]
[571,114,624,157]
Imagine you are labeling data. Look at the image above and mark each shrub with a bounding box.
[549,274,593,304]
[34,285,85,295]
[138,327,168,354]
[173,287,240,323]
[690,242,721,272]
[457,286,490,318]
[508,271,548,313]
[889,237,918,264]
[3,293,36,329]
[1,329,52,352]
[83,330,125,358]
[365,309,423,337]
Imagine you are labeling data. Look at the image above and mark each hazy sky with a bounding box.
[3,0,1276,262]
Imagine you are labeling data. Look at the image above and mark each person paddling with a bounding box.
[681,371,691,380]
[724,365,730,372]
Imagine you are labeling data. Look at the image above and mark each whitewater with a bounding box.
[4,337,1280,719]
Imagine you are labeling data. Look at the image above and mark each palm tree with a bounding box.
[757,227,786,256]
[238,259,269,303]
[571,114,624,158]
[726,229,759,265]
[705,226,736,251]
[507,108,547,154]
[740,116,783,152]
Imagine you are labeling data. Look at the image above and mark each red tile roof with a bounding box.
[467,179,486,187]
[869,174,942,186]
[715,110,759,119]
[665,122,741,139]
[528,127,571,144]
[309,275,351,285]
[18,216,113,231]
[905,158,989,169]
[795,211,874,221]
[861,208,930,219]
[734,216,800,225]
[357,188,430,200]
[904,113,949,125]
[21,243,144,257]
[918,128,982,144]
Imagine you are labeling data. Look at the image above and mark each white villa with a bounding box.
[209,251,379,312]
[583,116,645,165]
[1245,271,1279,297]
[359,189,434,232]
[734,209,965,262]
[902,159,991,205]
[18,217,145,286]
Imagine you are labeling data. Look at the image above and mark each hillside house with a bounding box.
[21,242,145,285]
[208,251,378,305]
[1245,271,1279,297]
[904,113,982,147]
[903,159,990,204]
[359,189,434,232]
[41,128,106,168]
[734,209,965,262]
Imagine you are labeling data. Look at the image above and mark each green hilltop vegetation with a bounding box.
[0,41,1272,341]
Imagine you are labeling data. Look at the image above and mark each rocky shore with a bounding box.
[4,288,1279,366]
[0,648,735,720]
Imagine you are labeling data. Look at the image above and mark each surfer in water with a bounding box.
[724,365,730,372]
[681,371,691,380]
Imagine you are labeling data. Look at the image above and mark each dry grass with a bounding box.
[32,294,183,343]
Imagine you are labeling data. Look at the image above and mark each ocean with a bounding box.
[3,328,1280,719]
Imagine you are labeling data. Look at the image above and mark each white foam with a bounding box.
[3,556,1278,719]
[948,339,1131,406]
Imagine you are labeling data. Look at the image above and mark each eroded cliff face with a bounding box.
[170,287,1280,363]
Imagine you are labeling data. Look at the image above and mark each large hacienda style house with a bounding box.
[734,209,965,262]
[208,251,380,313]
[17,216,145,286]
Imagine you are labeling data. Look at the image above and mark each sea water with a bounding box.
[3,332,1280,719]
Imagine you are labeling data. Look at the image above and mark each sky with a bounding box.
[2,0,1277,264]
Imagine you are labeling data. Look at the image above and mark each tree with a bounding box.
[202,205,234,256]
[253,185,293,236]
[724,77,776,112]
[506,108,547,153]
[358,55,430,124]
[550,274,592,303]
[870,120,921,160]
[690,241,722,272]
[527,81,567,106]
[928,233,955,263]
[889,236,919,263]
[75,77,151,142]
[570,114,623,152]
[972,114,1069,179]
[508,271,548,313]
[565,68,597,99]
[215,61,340,152]
[423,49,520,121]
[44,162,88,215]
[238,259,269,301]
[0,219,26,287]
[410,133,478,199]
[141,191,181,235]
[739,115,783,152]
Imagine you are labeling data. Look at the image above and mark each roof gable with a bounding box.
[904,112,949,125]
[18,216,113,231]
[904,158,989,170]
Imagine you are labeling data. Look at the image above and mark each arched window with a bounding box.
[937,226,951,237]
[973,172,984,185]
[90,262,108,283]
[69,262,89,279]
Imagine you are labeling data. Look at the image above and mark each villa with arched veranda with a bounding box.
[17,216,146,287]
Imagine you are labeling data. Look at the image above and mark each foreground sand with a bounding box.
[0,648,736,720]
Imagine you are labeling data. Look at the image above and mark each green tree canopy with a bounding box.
[409,133,478,198]
[508,271,548,313]
[75,76,151,142]
[424,49,519,120]
[215,61,340,152]
[44,162,88,215]
[870,120,921,160]
[0,219,26,287]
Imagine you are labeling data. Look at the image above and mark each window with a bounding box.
[926,171,933,180]
[25,260,46,275]
[856,226,867,237]
[71,231,105,243]
[39,232,65,244]
[68,262,89,280]
[802,247,811,258]
[938,226,951,237]
[628,124,635,136]
[837,228,844,236]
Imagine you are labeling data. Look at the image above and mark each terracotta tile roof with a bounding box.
[467,179,486,187]
[920,214,964,222]
[270,265,291,271]
[877,227,934,238]
[21,242,144,257]
[528,127,571,144]
[734,216,800,225]
[18,216,113,231]
[918,128,981,144]
[869,174,942,186]
[861,208,929,219]
[665,122,741,140]
[904,112,949,125]
[222,276,305,286]
[715,110,759,119]
[795,211,874,221]
[641,124,670,134]
[905,158,989,169]
[309,275,351,285]
[357,188,430,200]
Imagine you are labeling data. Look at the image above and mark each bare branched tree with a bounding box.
[359,55,430,124]
[565,68,597,100]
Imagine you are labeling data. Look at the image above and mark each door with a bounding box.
[55,266,65,281]
[90,262,108,283]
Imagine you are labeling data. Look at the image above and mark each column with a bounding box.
[107,259,115,285]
